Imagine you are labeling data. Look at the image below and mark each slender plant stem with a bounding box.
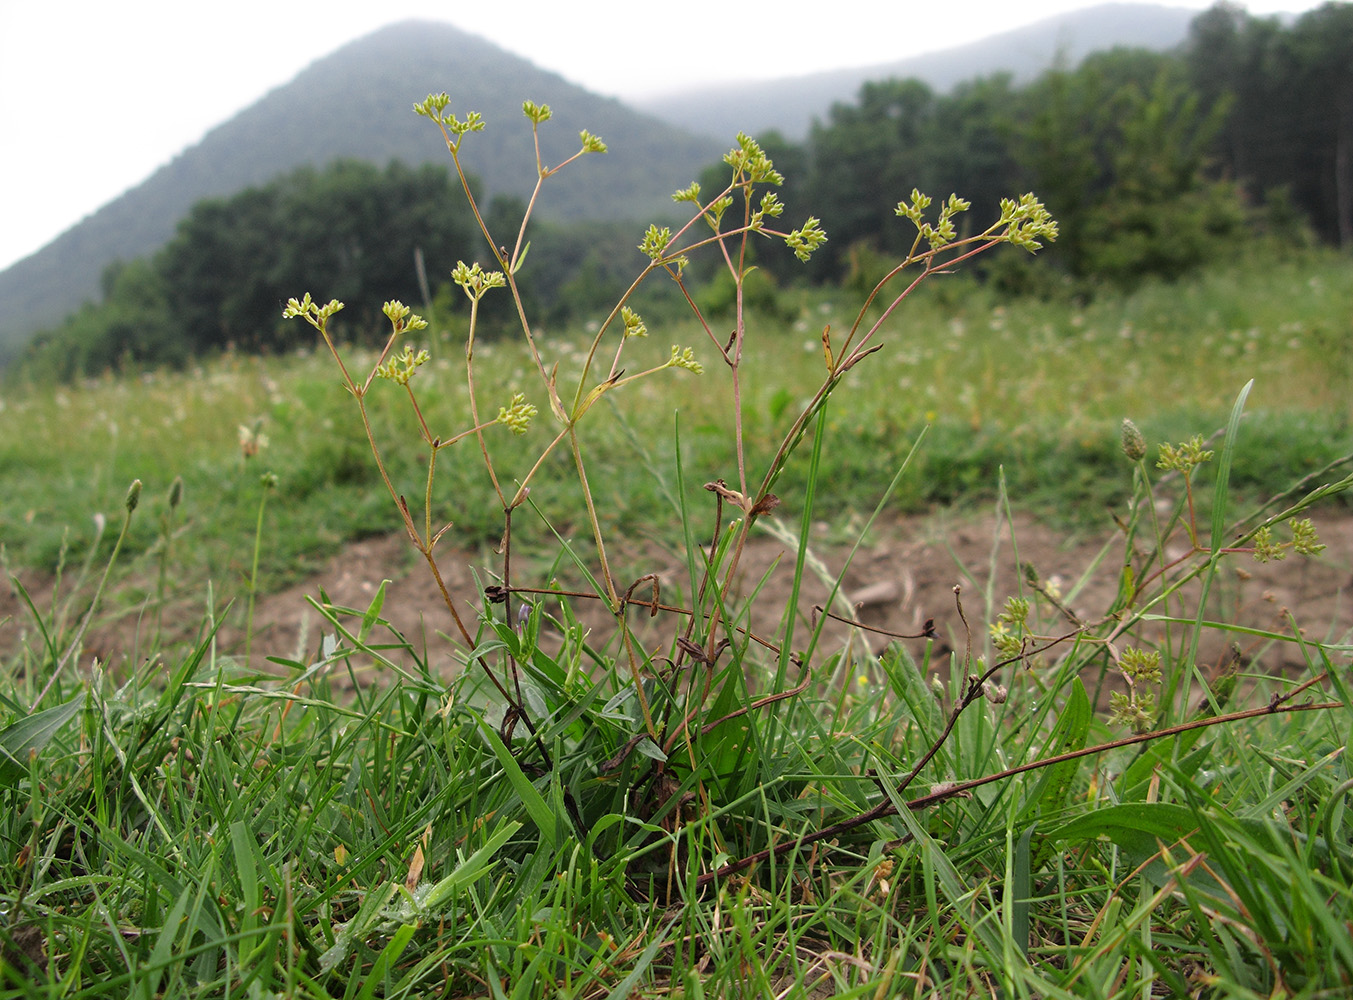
[31,487,139,710]
[243,477,273,665]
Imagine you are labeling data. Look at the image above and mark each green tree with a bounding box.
[1284,2,1353,245]
[797,75,1022,282]
[1018,50,1245,284]
[806,79,944,277]
[158,160,482,354]
[1186,1,1353,247]
[21,258,178,379]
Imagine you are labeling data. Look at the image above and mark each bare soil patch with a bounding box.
[6,509,1351,691]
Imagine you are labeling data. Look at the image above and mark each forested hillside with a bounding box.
[691,2,1351,290]
[10,2,1352,380]
[0,20,721,357]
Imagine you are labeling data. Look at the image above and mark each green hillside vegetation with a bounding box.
[719,3,1351,289]
[0,20,722,357]
[12,3,1350,381]
[2,247,1349,587]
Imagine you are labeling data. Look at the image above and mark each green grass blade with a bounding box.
[475,714,560,848]
[1210,378,1253,552]
[0,694,84,788]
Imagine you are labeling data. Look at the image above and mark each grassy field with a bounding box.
[1,248,1350,587]
[3,245,1353,997]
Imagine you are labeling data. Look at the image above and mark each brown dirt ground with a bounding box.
[8,508,1349,692]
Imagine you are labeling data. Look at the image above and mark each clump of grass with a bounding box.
[3,95,1352,999]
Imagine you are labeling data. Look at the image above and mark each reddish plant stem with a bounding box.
[695,695,1339,886]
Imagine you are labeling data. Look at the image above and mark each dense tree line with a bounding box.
[735,2,1350,290]
[20,161,488,377]
[16,2,1349,380]
[17,158,668,380]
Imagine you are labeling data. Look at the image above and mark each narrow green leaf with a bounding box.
[354,923,417,1000]
[358,579,389,643]
[142,883,194,1000]
[229,820,262,958]
[1018,678,1089,826]
[1013,824,1034,959]
[1209,378,1252,552]
[476,715,560,848]
[0,695,84,787]
[604,919,673,1000]
[319,882,398,973]
[421,820,521,910]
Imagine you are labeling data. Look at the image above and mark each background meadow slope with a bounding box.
[2,248,1349,604]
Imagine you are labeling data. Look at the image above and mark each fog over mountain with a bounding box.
[0,4,1201,358]
[636,3,1198,139]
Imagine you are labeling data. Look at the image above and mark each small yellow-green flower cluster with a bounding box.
[1110,645,1163,733]
[667,345,703,375]
[1157,435,1214,473]
[621,307,647,339]
[1252,517,1326,562]
[785,217,828,262]
[413,93,485,141]
[452,261,506,301]
[374,345,430,386]
[898,190,972,250]
[521,100,551,125]
[723,132,784,187]
[639,225,673,261]
[1119,646,1162,685]
[1109,690,1157,733]
[1291,517,1326,555]
[578,129,607,154]
[1252,525,1284,562]
[282,293,344,327]
[750,191,784,231]
[382,299,428,335]
[997,193,1059,251]
[989,595,1030,660]
[496,393,537,435]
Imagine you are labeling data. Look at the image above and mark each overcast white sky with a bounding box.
[0,0,1324,273]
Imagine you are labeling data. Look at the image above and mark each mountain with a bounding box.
[636,3,1200,140]
[0,21,723,359]
[0,4,1205,360]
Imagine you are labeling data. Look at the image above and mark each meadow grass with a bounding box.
[1,247,1349,593]
[2,380,1351,995]
[2,105,1352,996]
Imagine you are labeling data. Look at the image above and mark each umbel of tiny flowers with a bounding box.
[1109,689,1158,733]
[667,345,704,374]
[621,306,647,339]
[989,595,1031,660]
[282,292,343,327]
[1119,646,1163,685]
[496,393,537,435]
[452,260,507,301]
[1109,646,1163,733]
[1157,434,1214,474]
[1156,434,1214,544]
[1252,517,1327,562]
[382,298,429,335]
[374,345,430,387]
